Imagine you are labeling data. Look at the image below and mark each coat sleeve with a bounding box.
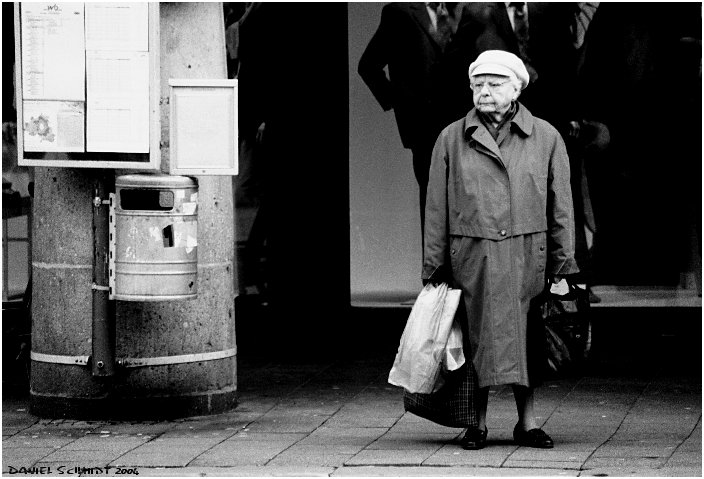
[421,130,449,282]
[547,132,580,276]
[357,5,394,111]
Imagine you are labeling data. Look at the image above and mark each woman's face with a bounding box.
[471,74,519,116]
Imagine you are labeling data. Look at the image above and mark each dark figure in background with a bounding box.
[577,2,702,286]
[231,2,269,297]
[564,2,605,301]
[434,2,576,135]
[235,3,350,354]
[223,3,247,79]
[358,2,464,236]
[470,2,577,134]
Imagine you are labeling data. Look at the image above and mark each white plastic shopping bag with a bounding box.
[443,319,466,372]
[388,283,462,394]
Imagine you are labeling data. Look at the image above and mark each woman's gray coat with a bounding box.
[422,104,578,388]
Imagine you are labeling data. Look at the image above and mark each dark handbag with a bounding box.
[541,281,591,376]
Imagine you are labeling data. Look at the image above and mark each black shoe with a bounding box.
[460,427,487,450]
[513,424,554,448]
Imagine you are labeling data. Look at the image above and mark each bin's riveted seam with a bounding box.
[31,348,237,368]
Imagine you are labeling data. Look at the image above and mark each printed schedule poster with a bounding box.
[86,51,150,153]
[20,3,85,101]
[23,100,86,152]
[85,3,149,51]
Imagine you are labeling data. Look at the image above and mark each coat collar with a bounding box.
[463,102,534,162]
[464,101,534,140]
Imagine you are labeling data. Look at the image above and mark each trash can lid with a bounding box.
[116,174,197,188]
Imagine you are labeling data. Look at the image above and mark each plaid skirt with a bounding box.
[403,361,479,428]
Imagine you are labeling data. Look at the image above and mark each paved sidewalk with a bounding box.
[2,348,701,477]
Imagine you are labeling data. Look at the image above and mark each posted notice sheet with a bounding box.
[86,51,149,153]
[85,3,149,51]
[22,100,85,152]
[20,3,85,101]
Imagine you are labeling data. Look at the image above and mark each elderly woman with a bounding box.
[423,50,578,450]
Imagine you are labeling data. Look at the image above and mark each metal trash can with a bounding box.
[112,174,198,301]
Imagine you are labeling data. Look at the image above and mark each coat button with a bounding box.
[539,245,545,251]
[451,249,456,255]
[500,230,507,237]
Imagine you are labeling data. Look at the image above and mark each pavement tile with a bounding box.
[502,459,583,470]
[226,432,307,443]
[677,439,703,452]
[373,430,461,443]
[583,456,669,468]
[333,465,579,476]
[1,414,37,435]
[366,437,456,452]
[664,451,703,466]
[620,415,701,426]
[30,421,107,431]
[111,436,225,468]
[335,403,404,418]
[297,426,387,447]
[614,424,694,438]
[592,440,680,458]
[247,414,330,433]
[323,414,397,428]
[35,449,120,464]
[423,444,516,467]
[87,422,177,436]
[159,428,240,440]
[59,435,149,452]
[177,410,264,425]
[579,466,698,477]
[344,449,436,466]
[509,448,592,462]
[266,449,353,467]
[660,468,704,477]
[546,412,627,426]
[2,432,78,449]
[610,429,694,441]
[126,466,336,476]
[273,443,365,456]
[188,433,304,467]
[270,401,343,415]
[189,444,293,467]
[2,447,56,470]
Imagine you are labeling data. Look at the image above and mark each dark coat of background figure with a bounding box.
[234,3,350,353]
[435,2,577,134]
[577,2,702,285]
[358,2,461,234]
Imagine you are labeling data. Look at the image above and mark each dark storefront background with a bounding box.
[3,3,701,352]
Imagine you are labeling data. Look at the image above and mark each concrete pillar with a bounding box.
[30,3,236,419]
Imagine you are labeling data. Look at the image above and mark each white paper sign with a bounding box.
[85,3,149,51]
[86,51,149,153]
[20,3,85,101]
[22,100,85,152]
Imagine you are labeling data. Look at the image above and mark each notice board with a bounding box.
[169,79,238,176]
[14,2,161,169]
